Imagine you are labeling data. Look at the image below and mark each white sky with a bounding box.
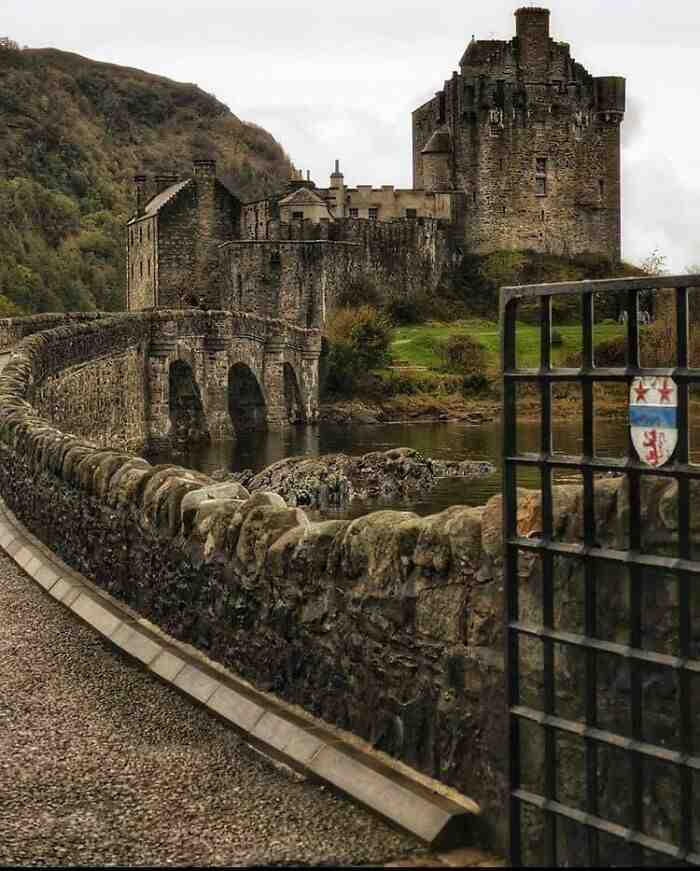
[6,0,700,271]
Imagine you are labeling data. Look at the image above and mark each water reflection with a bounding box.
[149,415,662,517]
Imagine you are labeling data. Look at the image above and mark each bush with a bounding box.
[461,372,489,395]
[335,275,384,309]
[551,329,564,346]
[384,284,433,324]
[324,306,393,395]
[433,333,488,375]
[563,335,626,368]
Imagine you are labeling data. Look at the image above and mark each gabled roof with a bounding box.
[460,38,508,68]
[144,178,192,216]
[278,186,329,207]
[421,128,452,155]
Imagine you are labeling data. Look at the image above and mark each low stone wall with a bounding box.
[0,312,108,354]
[0,316,694,860]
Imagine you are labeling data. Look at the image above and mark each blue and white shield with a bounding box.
[629,376,678,468]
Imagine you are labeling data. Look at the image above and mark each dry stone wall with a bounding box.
[0,315,695,861]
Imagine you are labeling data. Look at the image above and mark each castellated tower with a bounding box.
[412,6,626,260]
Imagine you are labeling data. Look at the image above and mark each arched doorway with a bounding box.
[229,363,267,432]
[283,363,305,424]
[169,360,209,446]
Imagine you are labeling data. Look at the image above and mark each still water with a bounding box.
[148,415,674,518]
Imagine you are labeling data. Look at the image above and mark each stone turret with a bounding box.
[329,159,346,218]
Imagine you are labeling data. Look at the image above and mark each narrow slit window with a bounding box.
[599,179,605,200]
[535,157,547,197]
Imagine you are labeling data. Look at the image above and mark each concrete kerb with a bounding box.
[0,495,480,851]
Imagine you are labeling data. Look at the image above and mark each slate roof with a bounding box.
[421,128,452,154]
[459,39,508,68]
[144,178,192,216]
[278,186,329,207]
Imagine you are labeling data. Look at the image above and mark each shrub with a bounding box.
[384,284,433,324]
[324,306,393,395]
[551,329,564,346]
[335,275,384,309]
[461,372,489,395]
[433,333,488,375]
[595,336,627,366]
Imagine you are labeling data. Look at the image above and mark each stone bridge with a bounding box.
[0,310,321,452]
[145,310,320,448]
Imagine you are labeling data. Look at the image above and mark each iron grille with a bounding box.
[500,276,700,867]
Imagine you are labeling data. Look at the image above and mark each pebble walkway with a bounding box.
[0,549,427,866]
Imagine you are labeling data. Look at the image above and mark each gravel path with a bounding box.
[0,550,422,867]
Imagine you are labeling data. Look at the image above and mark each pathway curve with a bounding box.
[0,549,424,866]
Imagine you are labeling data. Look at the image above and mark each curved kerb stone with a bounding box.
[0,493,480,851]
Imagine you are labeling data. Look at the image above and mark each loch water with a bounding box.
[145,415,685,519]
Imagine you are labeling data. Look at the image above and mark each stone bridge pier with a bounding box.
[144,312,321,450]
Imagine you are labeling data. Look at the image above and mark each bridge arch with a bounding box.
[168,359,209,445]
[228,362,267,433]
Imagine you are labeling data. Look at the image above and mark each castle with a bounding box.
[126,7,625,314]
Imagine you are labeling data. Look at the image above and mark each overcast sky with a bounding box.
[6,0,700,271]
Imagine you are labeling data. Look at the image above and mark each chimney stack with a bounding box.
[134,174,147,217]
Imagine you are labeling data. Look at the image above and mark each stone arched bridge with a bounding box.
[0,310,321,453]
[146,309,321,449]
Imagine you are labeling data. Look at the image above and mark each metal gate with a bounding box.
[501,276,700,866]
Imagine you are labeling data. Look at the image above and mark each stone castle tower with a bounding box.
[412,7,626,259]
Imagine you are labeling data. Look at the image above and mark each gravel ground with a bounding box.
[0,550,422,867]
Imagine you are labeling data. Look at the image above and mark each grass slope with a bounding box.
[392,319,624,371]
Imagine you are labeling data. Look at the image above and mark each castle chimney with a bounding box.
[306,170,311,182]
[134,174,147,217]
[193,158,216,182]
[515,7,550,76]
[330,159,345,219]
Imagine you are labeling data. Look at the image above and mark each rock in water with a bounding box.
[243,448,495,509]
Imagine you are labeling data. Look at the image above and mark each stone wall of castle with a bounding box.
[0,314,694,861]
[126,216,158,310]
[220,216,454,326]
[412,9,624,260]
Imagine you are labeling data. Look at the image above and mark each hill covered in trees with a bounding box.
[0,44,294,315]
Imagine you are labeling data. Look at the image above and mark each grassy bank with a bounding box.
[391,319,625,371]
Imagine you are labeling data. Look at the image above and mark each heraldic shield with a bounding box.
[629,376,678,468]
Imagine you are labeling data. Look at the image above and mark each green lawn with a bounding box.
[391,319,624,371]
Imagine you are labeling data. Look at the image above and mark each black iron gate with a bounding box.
[501,276,700,866]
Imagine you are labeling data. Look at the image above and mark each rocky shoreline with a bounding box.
[212,448,495,510]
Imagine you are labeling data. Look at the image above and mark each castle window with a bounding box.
[147,223,151,241]
[535,157,547,197]
[368,207,379,221]
[237,274,243,307]
[599,179,605,200]
[139,226,142,243]
[292,211,304,221]
[349,208,358,218]
[139,260,143,278]
[148,257,151,276]
[405,208,417,219]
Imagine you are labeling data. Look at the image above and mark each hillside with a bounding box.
[0,45,294,314]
